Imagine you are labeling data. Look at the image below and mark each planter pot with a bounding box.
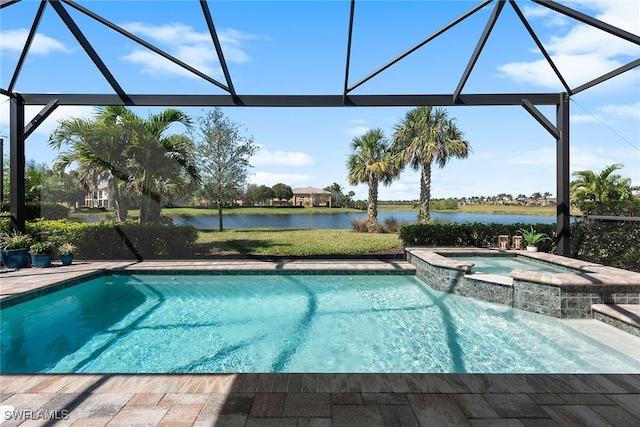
[526,245,538,252]
[1,248,30,269]
[60,253,74,266]
[30,254,53,268]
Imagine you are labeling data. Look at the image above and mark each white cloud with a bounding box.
[569,101,640,126]
[120,49,214,79]
[570,114,601,123]
[521,5,570,27]
[0,29,71,55]
[252,147,314,167]
[346,126,370,136]
[497,1,640,90]
[497,54,631,89]
[600,102,640,120]
[120,22,256,79]
[570,146,638,174]
[248,172,314,187]
[505,147,557,167]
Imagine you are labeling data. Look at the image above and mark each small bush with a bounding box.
[379,216,406,233]
[350,218,368,233]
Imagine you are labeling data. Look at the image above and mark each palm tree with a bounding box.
[49,111,134,222]
[346,128,400,232]
[324,182,343,207]
[530,192,542,204]
[392,106,470,221]
[571,164,639,205]
[100,107,199,224]
[50,106,199,224]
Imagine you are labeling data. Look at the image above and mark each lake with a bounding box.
[169,211,557,229]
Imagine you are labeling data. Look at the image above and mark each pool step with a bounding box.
[592,304,640,338]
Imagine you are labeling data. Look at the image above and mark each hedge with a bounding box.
[0,201,70,220]
[398,222,557,253]
[571,218,639,272]
[16,220,199,260]
[398,220,639,272]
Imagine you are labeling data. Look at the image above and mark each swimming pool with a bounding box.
[3,272,638,374]
[445,255,571,276]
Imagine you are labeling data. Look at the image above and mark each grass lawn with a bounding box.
[197,228,402,256]
[452,204,581,216]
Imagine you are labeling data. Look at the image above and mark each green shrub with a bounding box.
[571,218,639,272]
[350,218,368,233]
[569,200,640,272]
[399,222,556,252]
[379,216,405,233]
[0,201,70,220]
[23,220,198,260]
[429,198,458,210]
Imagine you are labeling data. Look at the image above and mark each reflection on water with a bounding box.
[76,211,558,229]
[1,278,147,373]
[169,211,556,229]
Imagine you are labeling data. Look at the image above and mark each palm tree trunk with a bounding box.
[110,178,127,222]
[139,158,155,224]
[218,201,224,232]
[148,193,162,223]
[367,173,379,233]
[420,162,432,221]
[139,169,150,224]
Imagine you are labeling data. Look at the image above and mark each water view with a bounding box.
[169,211,557,230]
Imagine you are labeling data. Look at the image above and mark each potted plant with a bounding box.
[29,241,56,268]
[59,242,76,266]
[1,231,34,269]
[517,226,551,252]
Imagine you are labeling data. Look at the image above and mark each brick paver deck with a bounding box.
[1,260,639,426]
[1,373,639,426]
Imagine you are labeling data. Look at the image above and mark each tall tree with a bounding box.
[49,110,133,221]
[530,192,542,203]
[346,128,400,232]
[272,183,293,201]
[252,185,274,206]
[571,164,639,213]
[244,183,258,205]
[324,182,344,207]
[392,106,470,221]
[103,107,199,224]
[194,108,258,231]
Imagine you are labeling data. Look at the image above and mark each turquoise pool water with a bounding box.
[2,274,638,374]
[446,255,571,276]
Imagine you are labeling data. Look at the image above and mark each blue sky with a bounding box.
[1,0,638,201]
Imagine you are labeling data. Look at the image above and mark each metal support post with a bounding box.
[556,93,570,256]
[9,97,25,232]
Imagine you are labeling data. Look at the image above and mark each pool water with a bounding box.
[446,255,571,276]
[2,274,638,374]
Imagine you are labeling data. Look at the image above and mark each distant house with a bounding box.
[291,187,332,207]
[84,184,111,209]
